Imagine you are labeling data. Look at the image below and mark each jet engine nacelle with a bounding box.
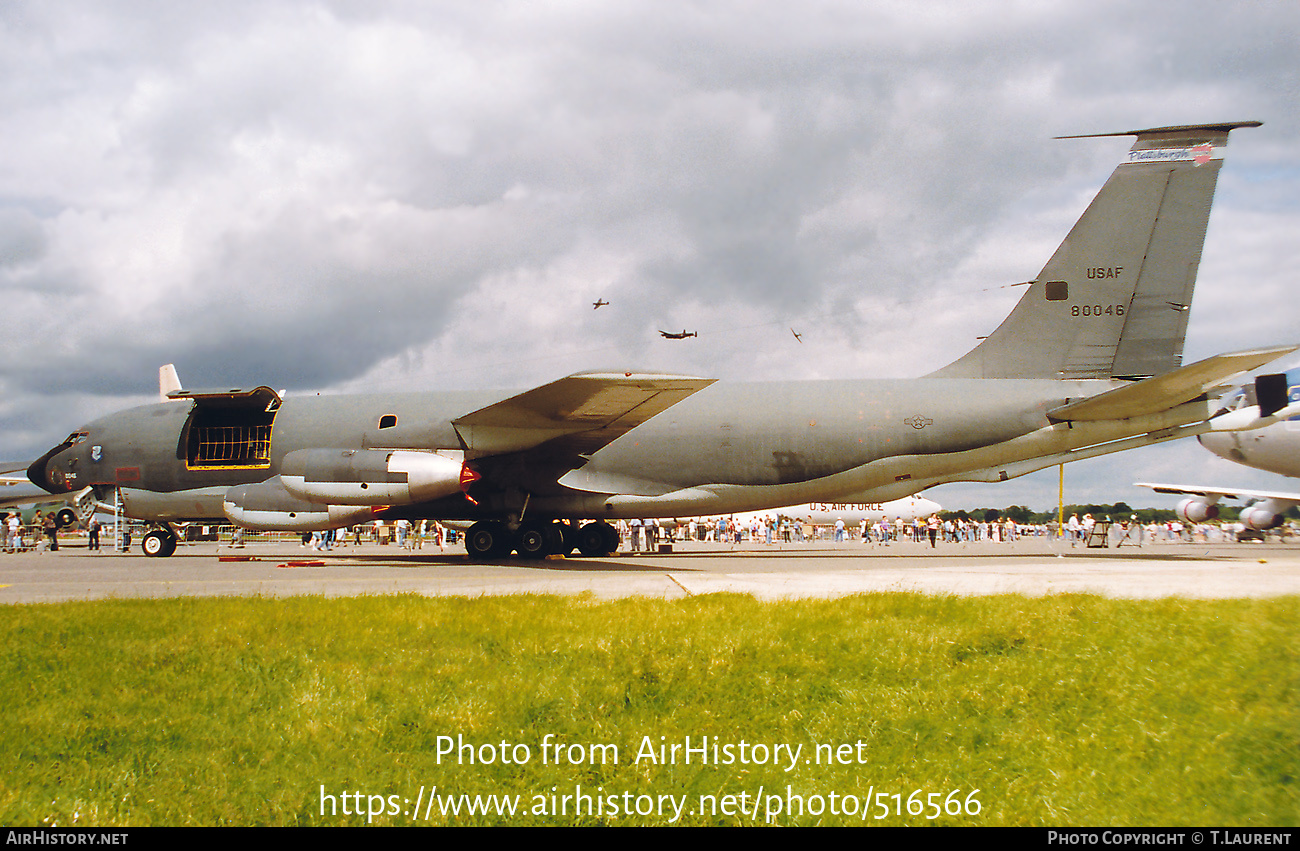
[1176,498,1220,524]
[223,476,377,531]
[1240,501,1285,531]
[279,449,466,506]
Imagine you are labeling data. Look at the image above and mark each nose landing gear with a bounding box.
[141,526,178,558]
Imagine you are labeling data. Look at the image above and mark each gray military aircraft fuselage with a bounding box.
[27,121,1298,558]
[27,372,1219,558]
[31,376,1107,509]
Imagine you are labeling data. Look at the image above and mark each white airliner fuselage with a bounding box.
[1138,368,1300,531]
[713,495,942,528]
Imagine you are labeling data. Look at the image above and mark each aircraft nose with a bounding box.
[26,436,79,493]
[26,452,58,493]
[1197,431,1243,463]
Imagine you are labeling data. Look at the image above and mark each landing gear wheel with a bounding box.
[141,529,177,558]
[600,522,621,555]
[574,521,619,556]
[466,521,510,560]
[544,523,567,556]
[515,521,553,559]
[577,522,611,556]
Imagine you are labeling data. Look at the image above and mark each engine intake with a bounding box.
[1176,498,1219,524]
[1240,503,1284,531]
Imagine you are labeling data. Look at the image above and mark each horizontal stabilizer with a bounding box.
[1047,346,1297,422]
[1056,121,1263,141]
[453,371,716,458]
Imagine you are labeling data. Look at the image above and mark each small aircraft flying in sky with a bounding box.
[26,121,1295,560]
[659,329,697,339]
[592,299,609,309]
[791,329,802,343]
[1138,367,1300,532]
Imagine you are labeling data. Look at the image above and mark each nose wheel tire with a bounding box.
[141,529,177,558]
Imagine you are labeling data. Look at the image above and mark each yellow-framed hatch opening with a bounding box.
[172,386,282,471]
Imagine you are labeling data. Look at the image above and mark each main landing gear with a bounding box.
[465,520,619,560]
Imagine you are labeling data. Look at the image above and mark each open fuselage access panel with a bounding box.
[173,386,282,471]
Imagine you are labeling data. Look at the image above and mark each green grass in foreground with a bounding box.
[2,593,1296,826]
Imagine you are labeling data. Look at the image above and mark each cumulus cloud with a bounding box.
[2,0,1298,509]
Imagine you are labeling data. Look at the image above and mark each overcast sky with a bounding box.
[2,1,1298,511]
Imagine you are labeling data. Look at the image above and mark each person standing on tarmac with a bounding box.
[42,512,59,551]
[5,511,20,552]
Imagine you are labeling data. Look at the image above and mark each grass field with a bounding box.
[3,592,1296,826]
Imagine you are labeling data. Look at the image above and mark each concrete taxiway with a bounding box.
[2,538,1299,604]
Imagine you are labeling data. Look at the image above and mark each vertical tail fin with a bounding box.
[929,121,1260,380]
[159,364,182,401]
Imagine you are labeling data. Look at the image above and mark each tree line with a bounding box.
[940,502,1300,525]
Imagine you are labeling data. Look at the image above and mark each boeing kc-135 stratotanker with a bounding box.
[27,122,1299,558]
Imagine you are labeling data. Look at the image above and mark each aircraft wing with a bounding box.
[0,473,35,509]
[1136,482,1300,503]
[1048,346,1297,422]
[1137,481,1299,531]
[452,371,716,459]
[0,475,78,511]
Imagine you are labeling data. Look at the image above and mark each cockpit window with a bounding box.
[66,432,89,445]
[379,415,397,429]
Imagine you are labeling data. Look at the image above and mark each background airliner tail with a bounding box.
[930,121,1260,380]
